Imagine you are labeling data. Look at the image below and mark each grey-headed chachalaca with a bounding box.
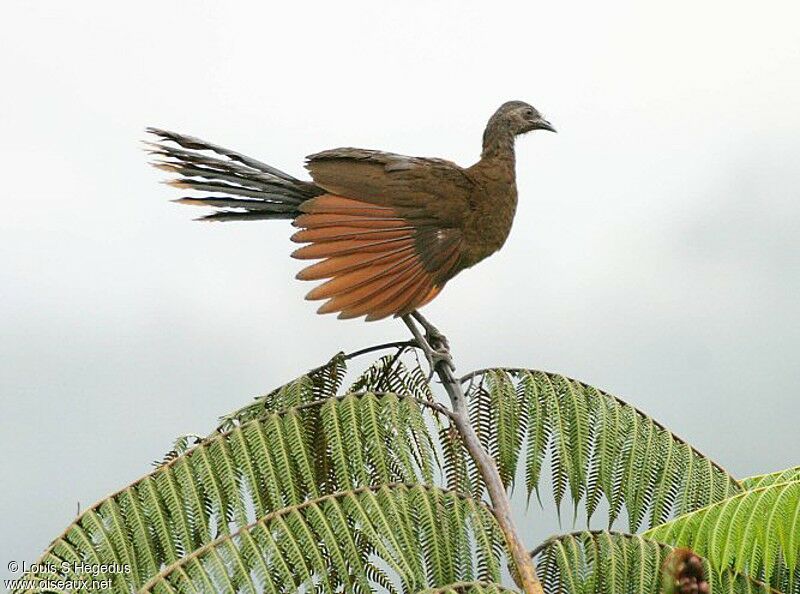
[147,101,555,364]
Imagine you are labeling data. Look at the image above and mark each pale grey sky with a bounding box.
[2,0,799,580]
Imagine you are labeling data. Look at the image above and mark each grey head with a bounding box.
[482,100,555,158]
[489,100,556,135]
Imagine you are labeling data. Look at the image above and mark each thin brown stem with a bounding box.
[407,311,545,594]
[343,340,417,361]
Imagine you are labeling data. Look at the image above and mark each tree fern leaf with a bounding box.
[19,390,448,592]
[238,529,276,594]
[312,497,371,593]
[521,371,550,504]
[624,416,657,531]
[272,513,315,589]
[255,522,297,590]
[540,373,571,512]
[344,392,371,486]
[349,354,434,405]
[288,510,335,592]
[560,376,590,510]
[645,478,800,588]
[465,498,503,582]
[230,425,267,516]
[531,531,775,594]
[155,465,195,555]
[79,509,119,582]
[141,475,179,562]
[440,422,473,496]
[414,485,450,586]
[414,581,520,594]
[134,484,503,594]
[584,387,609,523]
[552,537,582,594]
[463,368,742,530]
[216,353,346,433]
[360,391,391,483]
[366,485,424,585]
[283,409,320,499]
[207,545,239,592]
[173,456,211,546]
[742,466,800,490]
[648,429,680,527]
[321,396,355,490]
[249,421,285,510]
[264,414,301,506]
[487,370,522,488]
[366,562,402,594]
[98,498,139,587]
[447,491,474,582]
[118,485,160,577]
[194,444,230,535]
[222,536,259,594]
[401,395,438,483]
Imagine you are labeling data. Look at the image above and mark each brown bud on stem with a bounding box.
[662,548,709,594]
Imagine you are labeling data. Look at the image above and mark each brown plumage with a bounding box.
[146,101,555,320]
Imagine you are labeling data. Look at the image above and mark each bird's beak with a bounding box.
[535,118,557,133]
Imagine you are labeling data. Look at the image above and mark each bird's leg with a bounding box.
[411,310,450,354]
[402,312,454,377]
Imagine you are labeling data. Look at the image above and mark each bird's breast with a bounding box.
[460,183,518,269]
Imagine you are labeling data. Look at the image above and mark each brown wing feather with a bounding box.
[338,265,430,320]
[293,193,463,319]
[291,226,414,243]
[321,262,426,317]
[296,245,416,281]
[292,236,416,259]
[360,273,435,321]
[293,213,408,229]
[305,253,420,301]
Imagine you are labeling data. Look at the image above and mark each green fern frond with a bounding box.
[136,484,504,594]
[217,353,348,431]
[463,369,742,530]
[742,466,800,490]
[17,392,443,593]
[153,432,204,466]
[350,353,435,404]
[532,531,776,594]
[20,350,785,594]
[415,581,520,594]
[645,477,800,593]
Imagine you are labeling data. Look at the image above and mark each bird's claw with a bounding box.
[421,345,455,381]
[425,327,450,354]
[402,312,455,380]
[417,330,455,381]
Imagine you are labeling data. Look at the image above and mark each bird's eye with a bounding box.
[524,109,534,117]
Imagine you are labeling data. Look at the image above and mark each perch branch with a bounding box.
[403,311,545,594]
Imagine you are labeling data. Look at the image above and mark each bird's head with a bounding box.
[494,100,556,135]
[482,100,555,158]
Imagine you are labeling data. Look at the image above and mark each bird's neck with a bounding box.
[480,124,516,165]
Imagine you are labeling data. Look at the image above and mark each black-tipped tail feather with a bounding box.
[146,128,322,221]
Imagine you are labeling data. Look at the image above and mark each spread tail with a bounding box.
[145,128,323,221]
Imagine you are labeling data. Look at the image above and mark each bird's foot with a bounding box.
[424,324,450,355]
[412,310,451,357]
[421,341,455,378]
[402,312,455,378]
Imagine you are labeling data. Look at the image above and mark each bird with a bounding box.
[146,101,555,365]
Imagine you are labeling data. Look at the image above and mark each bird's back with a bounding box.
[147,131,521,320]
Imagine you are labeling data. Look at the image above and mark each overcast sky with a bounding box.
[2,0,799,580]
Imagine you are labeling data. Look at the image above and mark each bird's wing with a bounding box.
[306,148,471,207]
[292,148,474,320]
